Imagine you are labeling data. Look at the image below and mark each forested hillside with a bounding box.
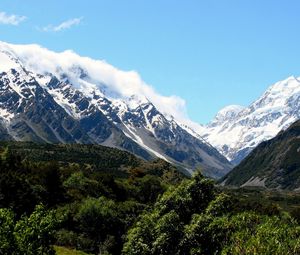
[0,142,299,254]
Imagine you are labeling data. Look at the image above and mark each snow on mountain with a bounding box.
[209,105,245,127]
[2,41,299,172]
[0,41,232,178]
[0,50,19,72]
[0,41,188,121]
[200,76,300,164]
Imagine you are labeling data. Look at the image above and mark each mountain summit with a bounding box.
[200,76,300,164]
[0,41,232,178]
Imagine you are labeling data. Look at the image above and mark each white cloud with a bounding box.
[0,12,26,25]
[43,17,83,32]
[1,41,198,126]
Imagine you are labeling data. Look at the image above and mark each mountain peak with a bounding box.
[201,75,300,164]
[267,75,300,94]
[209,105,245,126]
[0,41,191,126]
[0,40,232,178]
[216,104,245,117]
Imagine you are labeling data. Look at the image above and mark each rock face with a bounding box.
[200,76,300,164]
[0,41,232,178]
[220,120,300,190]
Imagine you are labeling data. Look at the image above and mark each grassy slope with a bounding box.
[54,246,91,255]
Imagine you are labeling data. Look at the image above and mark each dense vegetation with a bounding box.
[221,187,300,223]
[0,142,183,254]
[0,142,299,254]
[123,175,300,255]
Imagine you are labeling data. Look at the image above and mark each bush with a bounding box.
[123,173,300,255]
[0,208,15,255]
[14,204,58,255]
[0,205,58,255]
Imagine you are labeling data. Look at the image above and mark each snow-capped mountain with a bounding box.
[0,41,232,178]
[200,76,300,164]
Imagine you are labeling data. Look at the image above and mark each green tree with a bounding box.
[0,205,58,255]
[0,208,15,255]
[129,175,166,204]
[75,197,122,253]
[0,171,37,216]
[63,171,99,200]
[123,173,300,255]
[123,173,215,254]
[151,210,183,255]
[155,173,215,221]
[14,204,58,255]
[122,212,156,255]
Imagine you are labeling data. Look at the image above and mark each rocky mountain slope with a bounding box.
[0,41,232,178]
[220,120,300,190]
[200,76,300,164]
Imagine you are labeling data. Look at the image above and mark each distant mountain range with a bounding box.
[220,120,300,190]
[0,41,232,178]
[1,41,300,180]
[200,76,300,164]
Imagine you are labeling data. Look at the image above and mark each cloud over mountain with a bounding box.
[4,42,189,123]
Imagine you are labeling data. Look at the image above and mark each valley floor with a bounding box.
[221,186,300,221]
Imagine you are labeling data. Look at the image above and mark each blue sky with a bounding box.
[1,0,300,124]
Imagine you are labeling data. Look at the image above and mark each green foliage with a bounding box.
[155,173,215,220]
[55,229,79,248]
[206,193,234,217]
[123,173,216,254]
[0,155,38,215]
[31,162,66,207]
[122,212,157,255]
[117,201,146,229]
[63,171,99,200]
[0,208,15,255]
[221,187,296,216]
[14,204,58,255]
[0,141,184,254]
[127,174,166,203]
[1,141,300,255]
[152,210,183,255]
[76,197,118,239]
[291,207,300,224]
[222,213,300,255]
[0,205,58,255]
[123,173,300,255]
[179,213,213,254]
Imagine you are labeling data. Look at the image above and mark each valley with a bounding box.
[0,41,300,254]
[1,1,300,254]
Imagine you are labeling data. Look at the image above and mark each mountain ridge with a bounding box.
[200,75,300,164]
[0,41,232,178]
